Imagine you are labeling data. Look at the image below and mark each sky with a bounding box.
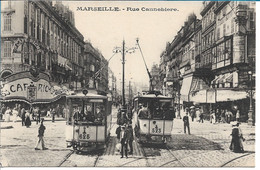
[63,1,203,87]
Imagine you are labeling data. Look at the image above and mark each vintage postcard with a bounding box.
[0,0,256,168]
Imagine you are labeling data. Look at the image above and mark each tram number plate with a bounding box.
[152,126,161,133]
[79,133,90,139]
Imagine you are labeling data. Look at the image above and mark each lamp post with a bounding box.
[248,71,254,126]
[113,40,136,110]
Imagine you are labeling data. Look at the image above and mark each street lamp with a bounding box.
[113,40,137,110]
[247,71,254,126]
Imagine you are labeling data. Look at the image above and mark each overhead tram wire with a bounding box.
[135,38,153,91]
[86,52,117,87]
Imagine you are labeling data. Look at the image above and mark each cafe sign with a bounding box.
[1,75,65,103]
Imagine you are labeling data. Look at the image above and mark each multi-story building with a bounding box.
[159,1,255,122]
[1,0,85,89]
[150,63,162,92]
[83,41,109,95]
[108,67,117,103]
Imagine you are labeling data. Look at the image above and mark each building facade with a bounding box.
[159,1,255,122]
[1,0,85,90]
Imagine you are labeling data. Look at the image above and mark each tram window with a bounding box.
[94,103,105,125]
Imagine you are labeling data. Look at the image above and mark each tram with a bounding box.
[65,90,112,152]
[132,91,175,144]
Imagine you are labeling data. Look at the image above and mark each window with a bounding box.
[4,15,12,31]
[3,41,12,58]
[223,24,226,36]
[217,28,220,40]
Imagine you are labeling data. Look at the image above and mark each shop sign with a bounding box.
[0,78,64,102]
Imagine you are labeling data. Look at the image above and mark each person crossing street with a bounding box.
[120,125,128,158]
[35,118,48,150]
[183,110,191,135]
[126,124,134,155]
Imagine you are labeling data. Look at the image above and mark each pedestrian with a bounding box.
[183,110,190,135]
[236,110,240,123]
[195,108,202,123]
[21,107,26,126]
[35,118,48,150]
[230,122,245,153]
[190,107,195,122]
[4,107,11,122]
[52,107,56,122]
[116,125,121,143]
[120,125,128,158]
[210,110,215,124]
[215,109,220,123]
[199,110,204,123]
[17,104,21,118]
[226,109,232,124]
[12,107,18,123]
[34,107,40,124]
[25,111,32,128]
[221,109,226,123]
[126,124,134,155]
[1,104,7,120]
[47,108,51,117]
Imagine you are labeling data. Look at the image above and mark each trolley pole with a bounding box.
[122,40,126,109]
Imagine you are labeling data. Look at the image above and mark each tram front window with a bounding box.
[70,101,105,125]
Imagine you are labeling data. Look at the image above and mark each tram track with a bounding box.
[220,152,254,167]
[58,150,75,167]
[158,145,186,167]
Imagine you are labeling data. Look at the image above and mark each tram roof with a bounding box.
[134,94,173,99]
[66,92,107,99]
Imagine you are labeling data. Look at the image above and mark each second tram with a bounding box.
[132,91,175,144]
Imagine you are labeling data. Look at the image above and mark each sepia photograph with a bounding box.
[0,0,257,167]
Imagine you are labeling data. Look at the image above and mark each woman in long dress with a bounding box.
[4,107,11,122]
[230,122,245,153]
[12,108,18,122]
[25,111,32,128]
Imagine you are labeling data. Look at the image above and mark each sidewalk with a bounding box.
[0,116,65,129]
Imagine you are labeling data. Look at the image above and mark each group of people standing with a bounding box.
[210,109,240,124]
[1,104,32,127]
[116,123,134,158]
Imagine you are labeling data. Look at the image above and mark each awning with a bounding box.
[190,89,207,103]
[218,75,226,84]
[180,76,193,102]
[211,75,219,85]
[216,89,247,102]
[225,73,233,83]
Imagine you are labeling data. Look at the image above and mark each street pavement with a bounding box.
[0,108,255,167]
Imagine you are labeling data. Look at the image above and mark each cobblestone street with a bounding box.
[0,107,255,167]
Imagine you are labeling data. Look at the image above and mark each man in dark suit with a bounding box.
[120,125,128,158]
[126,124,134,155]
[183,110,190,135]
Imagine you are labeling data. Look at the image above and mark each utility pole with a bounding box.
[122,40,126,109]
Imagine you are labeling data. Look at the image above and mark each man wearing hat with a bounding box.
[120,124,128,158]
[35,118,48,150]
[126,124,134,155]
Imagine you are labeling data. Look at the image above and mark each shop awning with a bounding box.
[180,76,192,102]
[216,89,247,102]
[225,73,233,83]
[189,89,207,103]
[217,75,226,84]
[211,75,219,85]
